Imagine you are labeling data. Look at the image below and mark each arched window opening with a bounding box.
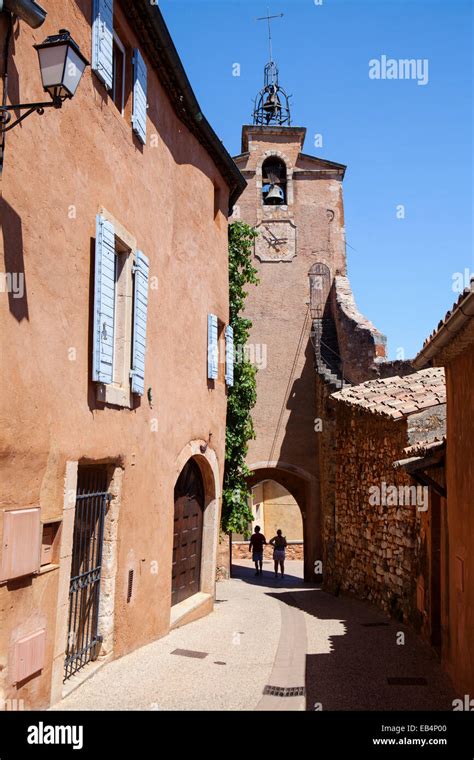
[309,263,331,319]
[262,157,287,206]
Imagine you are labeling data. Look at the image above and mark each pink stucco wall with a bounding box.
[444,348,474,694]
[0,0,232,708]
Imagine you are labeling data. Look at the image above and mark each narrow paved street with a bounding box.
[53,560,455,712]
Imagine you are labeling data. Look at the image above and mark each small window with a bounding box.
[309,263,331,320]
[207,315,228,383]
[262,157,287,206]
[113,237,133,387]
[217,320,226,383]
[112,31,126,114]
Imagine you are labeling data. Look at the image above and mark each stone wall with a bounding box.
[329,403,422,623]
[332,277,387,384]
[231,542,304,562]
[216,533,231,581]
[316,374,339,590]
[332,277,414,384]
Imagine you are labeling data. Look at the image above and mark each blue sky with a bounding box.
[160,0,473,359]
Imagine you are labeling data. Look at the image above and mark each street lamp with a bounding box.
[34,29,89,100]
[0,29,89,133]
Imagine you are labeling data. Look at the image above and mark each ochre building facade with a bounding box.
[0,0,244,710]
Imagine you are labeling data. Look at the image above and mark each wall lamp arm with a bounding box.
[0,95,64,132]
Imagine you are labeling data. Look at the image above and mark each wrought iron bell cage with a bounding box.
[253,61,291,127]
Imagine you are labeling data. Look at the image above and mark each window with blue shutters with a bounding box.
[132,49,148,145]
[92,0,114,91]
[225,326,235,387]
[131,251,150,396]
[208,314,219,381]
[93,215,116,384]
[92,212,150,407]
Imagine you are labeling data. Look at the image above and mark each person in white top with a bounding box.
[270,529,287,578]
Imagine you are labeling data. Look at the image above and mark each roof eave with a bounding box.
[298,152,347,178]
[414,286,474,368]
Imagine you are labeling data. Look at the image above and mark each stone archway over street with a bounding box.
[247,462,321,582]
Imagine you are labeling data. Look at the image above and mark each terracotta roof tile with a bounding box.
[402,438,446,457]
[331,368,446,419]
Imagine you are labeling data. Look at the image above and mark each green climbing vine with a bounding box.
[222,221,259,536]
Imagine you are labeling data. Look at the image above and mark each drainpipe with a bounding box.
[0,10,12,178]
[2,0,47,28]
[0,1,46,175]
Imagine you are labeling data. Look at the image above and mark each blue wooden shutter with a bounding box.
[131,250,149,395]
[225,326,235,387]
[93,215,115,384]
[132,49,148,144]
[92,0,114,91]
[208,314,218,380]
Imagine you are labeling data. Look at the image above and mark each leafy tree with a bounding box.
[222,221,259,535]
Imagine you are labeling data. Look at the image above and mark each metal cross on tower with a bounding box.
[257,10,284,67]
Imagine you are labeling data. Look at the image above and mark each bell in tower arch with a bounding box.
[265,184,286,205]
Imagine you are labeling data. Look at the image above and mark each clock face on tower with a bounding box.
[255,220,297,262]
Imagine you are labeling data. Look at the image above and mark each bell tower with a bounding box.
[232,13,396,583]
[232,23,350,580]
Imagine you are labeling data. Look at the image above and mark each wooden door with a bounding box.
[172,460,204,606]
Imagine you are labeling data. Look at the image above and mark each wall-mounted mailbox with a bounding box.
[12,628,46,683]
[0,508,41,582]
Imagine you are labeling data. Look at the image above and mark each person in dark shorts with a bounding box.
[249,526,266,575]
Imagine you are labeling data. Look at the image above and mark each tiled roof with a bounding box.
[393,439,446,473]
[402,438,446,457]
[331,368,446,420]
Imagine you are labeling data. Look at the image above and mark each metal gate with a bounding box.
[64,467,110,681]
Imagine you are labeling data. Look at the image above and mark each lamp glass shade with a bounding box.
[62,46,88,97]
[35,32,89,99]
[37,43,69,96]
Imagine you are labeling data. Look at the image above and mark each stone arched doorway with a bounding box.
[172,459,205,606]
[247,463,321,582]
[171,441,221,625]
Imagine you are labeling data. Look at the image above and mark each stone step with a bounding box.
[312,316,349,391]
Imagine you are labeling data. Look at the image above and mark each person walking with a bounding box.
[270,529,287,578]
[249,525,266,576]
